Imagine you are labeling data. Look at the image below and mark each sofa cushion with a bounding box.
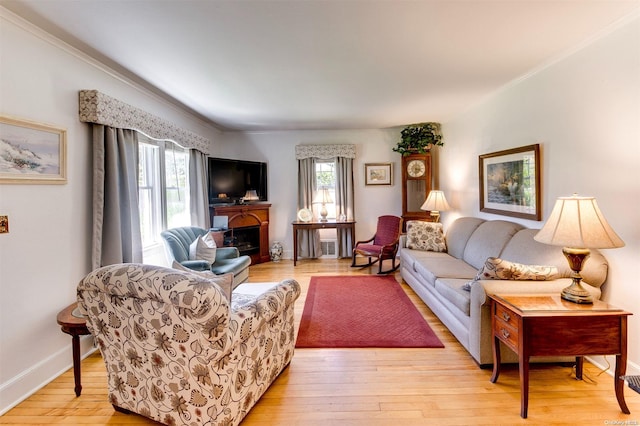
[210,255,252,276]
[445,217,485,259]
[232,282,280,310]
[189,232,217,263]
[406,221,446,252]
[463,220,524,269]
[434,279,472,316]
[404,251,478,287]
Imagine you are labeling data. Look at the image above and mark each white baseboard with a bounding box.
[587,355,640,378]
[0,335,96,415]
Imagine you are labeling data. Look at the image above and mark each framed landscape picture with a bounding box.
[0,116,67,184]
[479,144,541,220]
[365,163,392,185]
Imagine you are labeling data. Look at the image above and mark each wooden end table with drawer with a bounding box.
[489,294,632,419]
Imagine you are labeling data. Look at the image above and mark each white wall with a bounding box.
[218,128,409,258]
[440,15,640,374]
[0,9,221,413]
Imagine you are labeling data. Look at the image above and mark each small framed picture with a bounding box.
[365,163,392,186]
[0,115,67,184]
[479,144,541,220]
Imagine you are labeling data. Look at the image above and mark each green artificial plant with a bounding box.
[393,122,444,156]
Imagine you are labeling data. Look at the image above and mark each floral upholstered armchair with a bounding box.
[77,263,301,426]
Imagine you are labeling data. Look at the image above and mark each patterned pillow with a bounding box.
[462,257,558,291]
[189,231,217,263]
[406,221,446,252]
[171,261,233,301]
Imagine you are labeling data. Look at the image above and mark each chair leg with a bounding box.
[351,253,377,268]
[377,257,401,274]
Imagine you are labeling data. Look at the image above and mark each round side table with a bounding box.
[56,302,91,397]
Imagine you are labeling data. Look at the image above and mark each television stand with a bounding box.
[209,203,271,264]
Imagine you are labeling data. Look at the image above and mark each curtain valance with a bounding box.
[295,144,356,160]
[79,90,211,153]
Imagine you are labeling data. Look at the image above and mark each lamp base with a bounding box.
[560,247,593,304]
[430,211,441,223]
[319,204,328,222]
[561,282,594,304]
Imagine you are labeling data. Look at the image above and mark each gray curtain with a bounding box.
[297,157,322,258]
[335,156,355,257]
[91,125,142,270]
[189,149,210,228]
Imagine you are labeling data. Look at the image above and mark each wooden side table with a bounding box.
[489,294,632,418]
[57,302,91,397]
[292,220,356,265]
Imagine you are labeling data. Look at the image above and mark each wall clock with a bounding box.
[401,153,432,226]
[406,159,426,178]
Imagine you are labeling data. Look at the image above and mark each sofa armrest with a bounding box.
[220,279,301,351]
[180,260,211,271]
[215,247,240,260]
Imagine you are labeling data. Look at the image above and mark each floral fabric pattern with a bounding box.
[476,257,559,280]
[294,144,356,159]
[77,263,301,426]
[406,221,447,252]
[79,90,211,154]
[463,257,559,291]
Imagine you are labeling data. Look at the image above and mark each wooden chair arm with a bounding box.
[354,235,375,246]
[380,240,400,251]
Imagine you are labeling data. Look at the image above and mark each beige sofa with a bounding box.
[78,263,300,426]
[399,217,608,366]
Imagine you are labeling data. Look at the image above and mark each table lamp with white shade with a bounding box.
[313,187,333,222]
[242,189,259,203]
[421,190,450,223]
[534,194,625,304]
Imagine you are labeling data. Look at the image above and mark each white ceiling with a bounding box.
[2,0,639,131]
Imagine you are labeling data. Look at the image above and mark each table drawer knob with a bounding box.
[501,312,511,322]
[500,328,510,339]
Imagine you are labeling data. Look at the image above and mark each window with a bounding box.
[138,142,161,248]
[315,160,336,219]
[138,135,190,249]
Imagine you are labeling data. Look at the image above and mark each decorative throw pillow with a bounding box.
[189,232,217,264]
[462,257,558,291]
[406,221,446,252]
[171,261,233,301]
[477,257,559,281]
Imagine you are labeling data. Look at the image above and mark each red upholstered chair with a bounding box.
[351,215,403,274]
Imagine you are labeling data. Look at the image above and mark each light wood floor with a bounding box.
[2,259,639,425]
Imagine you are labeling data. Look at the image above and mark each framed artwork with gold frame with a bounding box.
[365,163,392,186]
[0,115,67,184]
[479,144,541,220]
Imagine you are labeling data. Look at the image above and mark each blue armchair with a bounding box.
[160,226,251,286]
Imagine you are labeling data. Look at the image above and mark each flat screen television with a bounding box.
[208,157,268,204]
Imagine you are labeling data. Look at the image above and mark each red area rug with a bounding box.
[296,275,444,348]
